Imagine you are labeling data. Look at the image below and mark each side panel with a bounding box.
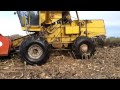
[81,20,106,38]
[80,27,106,37]
[65,26,79,34]
[82,20,106,28]
[65,20,106,37]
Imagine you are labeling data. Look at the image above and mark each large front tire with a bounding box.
[19,36,50,65]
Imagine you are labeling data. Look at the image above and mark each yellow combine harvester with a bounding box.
[1,11,106,65]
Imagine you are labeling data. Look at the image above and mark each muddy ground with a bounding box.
[0,47,120,79]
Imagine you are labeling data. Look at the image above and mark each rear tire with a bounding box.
[72,36,95,59]
[19,36,50,65]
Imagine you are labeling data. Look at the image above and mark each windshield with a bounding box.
[17,11,39,26]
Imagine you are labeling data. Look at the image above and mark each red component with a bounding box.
[0,34,12,56]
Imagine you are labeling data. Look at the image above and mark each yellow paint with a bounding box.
[18,11,106,49]
[12,36,28,48]
[65,26,79,34]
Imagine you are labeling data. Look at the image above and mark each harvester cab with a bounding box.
[17,11,72,27]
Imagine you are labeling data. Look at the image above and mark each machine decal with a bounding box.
[0,41,3,47]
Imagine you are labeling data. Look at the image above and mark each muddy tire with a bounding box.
[19,36,50,65]
[72,36,95,59]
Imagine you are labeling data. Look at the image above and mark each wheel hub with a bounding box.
[28,44,43,60]
[80,44,88,53]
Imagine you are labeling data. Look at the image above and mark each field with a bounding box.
[0,37,120,79]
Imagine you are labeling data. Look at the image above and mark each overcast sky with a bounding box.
[0,11,120,37]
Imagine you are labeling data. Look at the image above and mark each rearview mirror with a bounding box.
[14,12,16,15]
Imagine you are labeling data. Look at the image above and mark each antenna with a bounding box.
[76,11,80,21]
[76,11,81,36]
